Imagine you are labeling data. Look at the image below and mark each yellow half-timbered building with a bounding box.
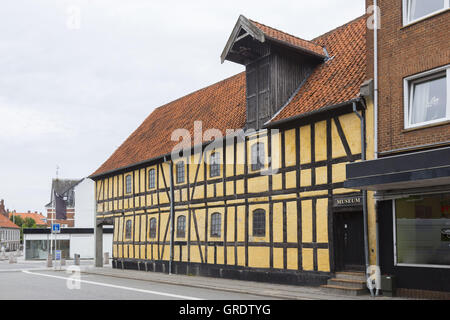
[91,15,377,287]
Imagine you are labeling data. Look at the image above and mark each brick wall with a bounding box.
[46,208,75,227]
[366,0,450,155]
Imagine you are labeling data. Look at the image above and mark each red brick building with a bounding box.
[44,179,80,228]
[346,0,450,298]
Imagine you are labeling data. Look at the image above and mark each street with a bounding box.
[0,259,275,300]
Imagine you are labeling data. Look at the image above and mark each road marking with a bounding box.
[0,268,51,273]
[22,270,203,300]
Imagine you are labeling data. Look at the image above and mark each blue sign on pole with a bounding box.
[55,250,61,261]
[52,224,61,233]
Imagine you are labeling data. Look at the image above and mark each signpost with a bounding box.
[52,223,61,234]
[52,223,61,269]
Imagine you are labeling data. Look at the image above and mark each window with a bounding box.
[403,0,449,25]
[210,213,222,237]
[176,215,186,238]
[394,193,450,267]
[210,152,221,178]
[252,209,266,237]
[176,162,185,184]
[125,175,132,194]
[251,143,265,171]
[148,169,156,189]
[149,218,157,238]
[405,66,449,128]
[125,220,132,239]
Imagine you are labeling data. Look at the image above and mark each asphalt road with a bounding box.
[0,269,277,300]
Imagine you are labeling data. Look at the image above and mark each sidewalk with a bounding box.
[77,265,411,300]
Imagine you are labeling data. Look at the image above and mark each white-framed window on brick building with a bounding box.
[403,0,449,25]
[404,65,450,129]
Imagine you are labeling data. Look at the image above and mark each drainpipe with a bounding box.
[167,156,175,275]
[352,102,373,296]
[373,0,381,296]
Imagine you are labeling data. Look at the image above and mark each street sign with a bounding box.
[55,250,61,261]
[52,224,61,234]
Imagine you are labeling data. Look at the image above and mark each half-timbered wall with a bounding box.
[95,106,375,283]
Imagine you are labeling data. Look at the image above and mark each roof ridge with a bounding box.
[312,14,367,42]
[249,19,323,49]
[154,72,245,112]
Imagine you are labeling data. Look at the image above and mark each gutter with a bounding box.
[264,97,363,129]
[166,156,175,275]
[352,102,372,296]
[373,0,381,296]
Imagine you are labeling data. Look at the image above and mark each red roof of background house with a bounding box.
[0,214,19,229]
[92,15,366,178]
[9,212,47,226]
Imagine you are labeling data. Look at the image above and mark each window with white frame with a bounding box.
[404,66,449,128]
[403,0,449,25]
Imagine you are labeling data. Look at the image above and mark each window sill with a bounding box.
[401,8,449,30]
[402,120,450,133]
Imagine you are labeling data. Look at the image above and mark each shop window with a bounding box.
[395,193,450,267]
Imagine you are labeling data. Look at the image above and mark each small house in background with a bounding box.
[23,178,113,260]
[0,200,20,252]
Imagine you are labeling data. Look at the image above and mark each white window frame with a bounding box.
[404,65,450,129]
[402,0,449,26]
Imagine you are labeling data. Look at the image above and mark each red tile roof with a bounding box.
[92,73,247,176]
[92,15,366,178]
[0,214,19,229]
[249,20,326,58]
[9,212,47,226]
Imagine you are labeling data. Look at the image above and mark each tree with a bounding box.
[10,215,23,227]
[23,217,37,229]
[10,216,37,243]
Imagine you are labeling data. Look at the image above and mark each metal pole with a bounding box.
[353,102,373,296]
[168,158,175,275]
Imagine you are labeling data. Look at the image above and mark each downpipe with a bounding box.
[352,102,373,297]
[167,157,175,275]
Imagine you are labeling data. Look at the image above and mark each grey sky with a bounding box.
[0,0,365,213]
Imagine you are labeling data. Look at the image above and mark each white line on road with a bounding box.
[22,270,203,300]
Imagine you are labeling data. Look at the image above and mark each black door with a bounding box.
[334,211,365,271]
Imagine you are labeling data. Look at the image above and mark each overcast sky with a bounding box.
[0,0,365,213]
